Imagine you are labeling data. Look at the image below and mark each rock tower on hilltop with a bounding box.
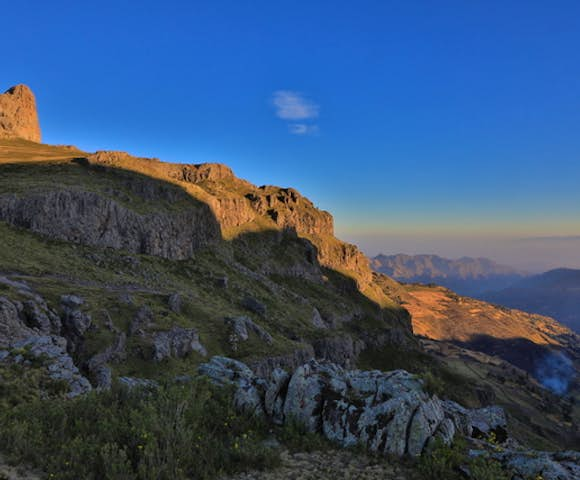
[0,84,41,142]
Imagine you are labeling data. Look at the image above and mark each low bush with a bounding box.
[277,418,331,453]
[0,379,279,480]
[418,437,512,480]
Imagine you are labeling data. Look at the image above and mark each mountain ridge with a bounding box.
[0,85,578,476]
[372,253,528,296]
[483,268,580,333]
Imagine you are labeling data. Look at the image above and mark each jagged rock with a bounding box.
[225,316,273,344]
[21,299,61,334]
[311,307,327,329]
[246,186,334,237]
[198,356,265,416]
[86,333,127,389]
[167,293,181,313]
[430,417,456,448]
[0,85,41,142]
[407,396,445,456]
[130,306,153,336]
[249,345,315,378]
[265,368,290,424]
[311,335,365,368]
[241,296,267,317]
[0,296,35,347]
[441,400,507,439]
[60,295,91,349]
[198,356,515,459]
[283,362,340,433]
[91,364,112,391]
[61,295,84,309]
[152,326,207,361]
[171,162,235,183]
[118,293,135,305]
[0,190,221,260]
[9,336,92,397]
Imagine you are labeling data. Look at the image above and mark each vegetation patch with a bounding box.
[0,379,279,480]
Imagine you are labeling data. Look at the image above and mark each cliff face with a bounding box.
[0,190,220,260]
[81,149,374,288]
[0,85,41,142]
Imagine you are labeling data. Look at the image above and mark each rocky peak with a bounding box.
[0,84,41,142]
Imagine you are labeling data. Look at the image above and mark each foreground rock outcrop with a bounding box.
[200,356,580,479]
[0,294,92,397]
[198,356,507,458]
[0,85,41,142]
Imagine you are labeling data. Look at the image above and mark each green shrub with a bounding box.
[418,437,467,479]
[0,379,279,480]
[277,418,331,453]
[419,371,446,397]
[418,436,512,480]
[468,455,512,480]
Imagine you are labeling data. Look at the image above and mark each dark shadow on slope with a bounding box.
[457,334,578,395]
[0,157,415,364]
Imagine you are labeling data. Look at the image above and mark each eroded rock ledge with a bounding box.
[199,356,580,479]
[198,356,506,458]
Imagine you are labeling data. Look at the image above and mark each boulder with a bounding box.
[86,333,127,389]
[282,362,334,432]
[241,296,267,317]
[60,294,91,338]
[441,401,507,440]
[0,297,35,347]
[264,368,290,424]
[152,326,207,361]
[129,306,153,336]
[198,356,265,416]
[167,293,181,313]
[311,307,327,329]
[9,336,92,397]
[22,299,61,334]
[225,316,273,344]
[311,335,365,368]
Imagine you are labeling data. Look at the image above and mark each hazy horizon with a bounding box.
[341,232,580,273]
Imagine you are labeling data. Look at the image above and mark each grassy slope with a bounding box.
[1,139,577,453]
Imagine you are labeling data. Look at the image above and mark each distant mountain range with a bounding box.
[371,253,527,296]
[372,254,580,333]
[482,268,580,333]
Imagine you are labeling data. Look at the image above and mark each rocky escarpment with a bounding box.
[0,189,221,260]
[200,356,580,479]
[1,131,376,292]
[0,85,41,142]
[84,150,374,287]
[199,356,507,457]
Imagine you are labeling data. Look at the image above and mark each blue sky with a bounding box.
[2,1,580,270]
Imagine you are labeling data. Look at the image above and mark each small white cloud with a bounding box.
[272,90,319,120]
[289,123,319,135]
